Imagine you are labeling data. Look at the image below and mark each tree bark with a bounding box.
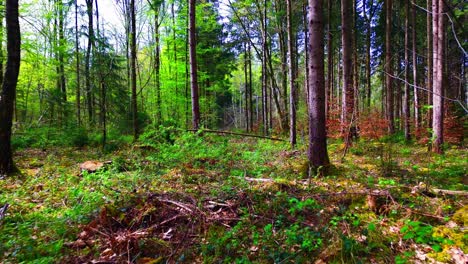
[403,0,411,140]
[308,0,330,170]
[244,41,249,132]
[0,0,3,88]
[432,0,444,153]
[148,0,162,125]
[85,0,94,124]
[75,0,81,126]
[341,0,354,143]
[352,0,359,118]
[248,41,253,129]
[287,0,296,148]
[385,0,394,134]
[363,0,374,109]
[57,0,66,104]
[426,0,432,128]
[412,2,419,133]
[130,0,138,139]
[326,0,332,118]
[189,0,200,129]
[261,0,268,134]
[0,0,20,176]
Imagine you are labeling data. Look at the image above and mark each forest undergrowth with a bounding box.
[0,127,466,263]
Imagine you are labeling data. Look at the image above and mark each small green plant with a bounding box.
[288,198,321,215]
[400,220,453,252]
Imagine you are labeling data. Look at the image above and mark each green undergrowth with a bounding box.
[0,129,466,263]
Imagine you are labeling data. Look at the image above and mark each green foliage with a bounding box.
[2,131,466,262]
[400,221,453,252]
[288,197,321,215]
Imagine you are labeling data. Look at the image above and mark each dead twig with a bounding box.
[157,198,194,213]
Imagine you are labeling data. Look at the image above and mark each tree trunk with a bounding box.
[307,0,330,170]
[244,41,249,132]
[171,2,178,121]
[385,0,394,134]
[287,0,296,148]
[412,2,419,133]
[304,3,310,110]
[85,0,94,124]
[149,0,161,125]
[248,41,253,129]
[352,0,359,118]
[341,0,354,143]
[432,0,444,153]
[0,0,20,176]
[326,0,332,118]
[426,0,432,128]
[130,0,138,139]
[403,0,411,140]
[276,0,288,124]
[75,0,81,126]
[364,0,373,109]
[189,0,200,129]
[261,0,268,134]
[57,0,66,104]
[0,0,3,88]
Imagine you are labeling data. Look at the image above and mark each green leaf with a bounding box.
[403,233,415,240]
[431,244,442,252]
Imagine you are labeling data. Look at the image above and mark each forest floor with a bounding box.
[0,128,466,263]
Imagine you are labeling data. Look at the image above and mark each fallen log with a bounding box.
[187,129,286,142]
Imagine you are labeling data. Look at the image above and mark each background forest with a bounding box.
[3,0,466,150]
[0,0,466,263]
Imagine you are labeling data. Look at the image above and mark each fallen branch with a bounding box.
[244,177,275,183]
[158,198,194,213]
[187,129,286,142]
[431,189,468,196]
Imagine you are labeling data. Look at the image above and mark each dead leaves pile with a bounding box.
[64,192,242,263]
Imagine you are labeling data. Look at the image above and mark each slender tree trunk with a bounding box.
[130,0,138,139]
[364,0,373,109]
[326,0,332,117]
[265,43,285,130]
[85,0,94,124]
[432,0,444,153]
[261,0,268,134]
[189,0,200,129]
[244,41,249,132]
[57,0,66,103]
[385,0,394,134]
[403,0,411,140]
[185,4,189,128]
[308,0,330,170]
[287,0,296,148]
[412,2,419,133]
[426,0,432,128]
[341,0,354,143]
[0,0,20,176]
[248,42,253,129]
[171,2,178,120]
[276,0,288,123]
[395,56,401,130]
[352,0,359,117]
[75,0,81,126]
[153,3,161,124]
